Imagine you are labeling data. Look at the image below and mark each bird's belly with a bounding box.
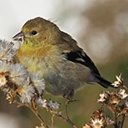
[18,57,91,96]
[42,60,91,96]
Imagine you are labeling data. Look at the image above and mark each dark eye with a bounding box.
[30,30,37,35]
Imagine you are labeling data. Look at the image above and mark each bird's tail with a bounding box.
[94,74,113,88]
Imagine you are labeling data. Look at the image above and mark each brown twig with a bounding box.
[114,111,119,128]
[27,105,49,128]
[14,100,49,128]
[119,114,125,128]
[51,113,54,128]
[53,111,78,128]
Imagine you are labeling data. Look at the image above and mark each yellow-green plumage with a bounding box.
[13,17,112,99]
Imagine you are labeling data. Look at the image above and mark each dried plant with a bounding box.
[83,74,128,128]
[0,40,127,128]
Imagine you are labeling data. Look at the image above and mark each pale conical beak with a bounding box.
[12,31,24,41]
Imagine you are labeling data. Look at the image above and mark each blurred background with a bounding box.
[0,0,128,127]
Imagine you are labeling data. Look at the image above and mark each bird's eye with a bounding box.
[30,30,37,35]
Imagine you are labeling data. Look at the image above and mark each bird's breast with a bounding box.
[16,43,64,75]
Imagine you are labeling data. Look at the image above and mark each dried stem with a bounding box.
[51,114,54,128]
[120,115,125,128]
[28,105,49,128]
[14,100,49,128]
[114,111,118,128]
[53,111,78,128]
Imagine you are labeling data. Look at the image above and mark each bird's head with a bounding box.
[13,17,60,47]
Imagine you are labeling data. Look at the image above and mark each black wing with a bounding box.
[65,50,100,76]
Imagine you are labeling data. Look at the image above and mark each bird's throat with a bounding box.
[16,43,60,58]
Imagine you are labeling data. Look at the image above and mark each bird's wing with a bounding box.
[66,50,100,75]
[60,31,100,76]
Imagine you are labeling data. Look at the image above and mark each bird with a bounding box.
[13,17,113,100]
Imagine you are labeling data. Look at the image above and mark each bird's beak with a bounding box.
[12,31,24,42]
